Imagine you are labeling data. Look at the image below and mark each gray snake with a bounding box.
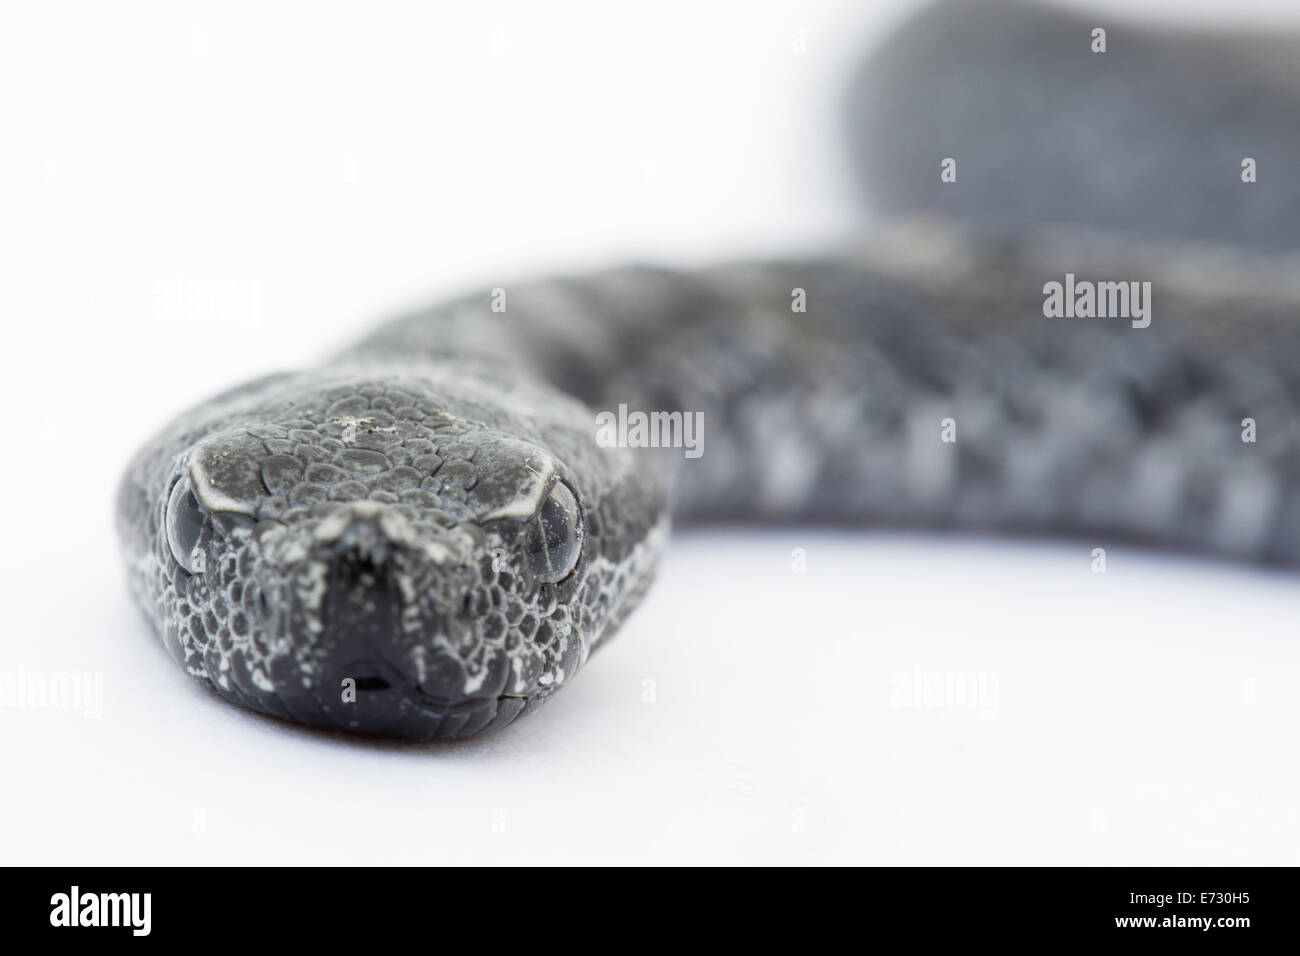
[116,0,1300,739]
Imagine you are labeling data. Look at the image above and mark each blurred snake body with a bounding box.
[116,0,1300,738]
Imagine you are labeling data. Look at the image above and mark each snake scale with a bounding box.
[116,0,1300,738]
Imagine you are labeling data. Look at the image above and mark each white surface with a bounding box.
[3,0,1300,865]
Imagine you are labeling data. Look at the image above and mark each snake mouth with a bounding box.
[294,642,530,739]
[340,652,518,710]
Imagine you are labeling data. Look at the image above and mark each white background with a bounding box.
[3,0,1299,865]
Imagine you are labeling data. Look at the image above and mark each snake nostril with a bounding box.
[331,517,392,574]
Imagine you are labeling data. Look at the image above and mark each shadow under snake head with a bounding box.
[120,366,667,739]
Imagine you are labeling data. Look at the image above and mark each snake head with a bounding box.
[127,369,658,739]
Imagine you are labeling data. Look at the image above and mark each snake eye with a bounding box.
[523,481,582,583]
[166,477,207,574]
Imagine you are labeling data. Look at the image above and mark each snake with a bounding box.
[115,0,1300,739]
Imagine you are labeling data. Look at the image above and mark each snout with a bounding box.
[250,507,521,738]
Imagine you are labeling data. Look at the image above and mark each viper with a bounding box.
[116,0,1300,738]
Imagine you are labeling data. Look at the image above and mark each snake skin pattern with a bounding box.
[116,0,1300,738]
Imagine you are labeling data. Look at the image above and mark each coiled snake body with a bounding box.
[116,1,1300,738]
